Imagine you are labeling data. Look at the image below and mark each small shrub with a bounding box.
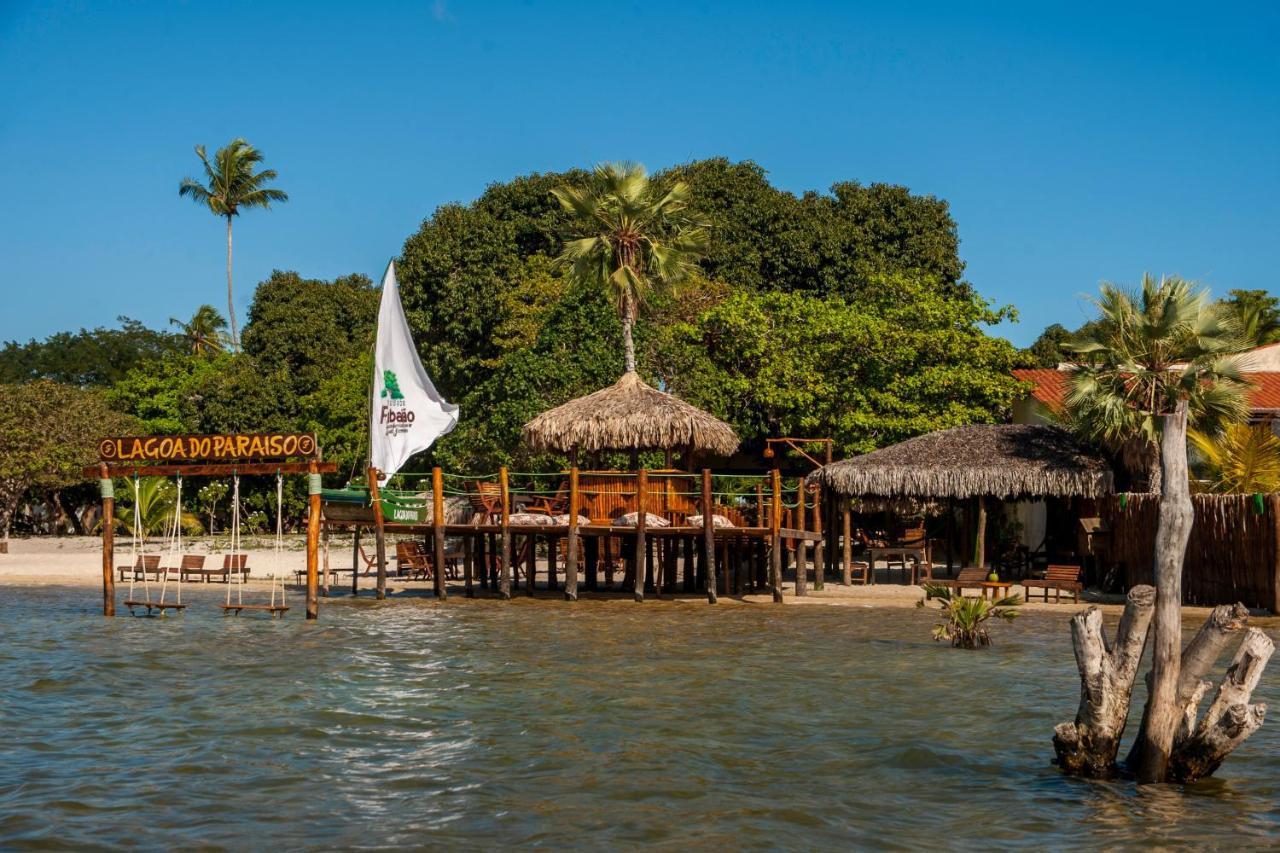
[920,584,1021,649]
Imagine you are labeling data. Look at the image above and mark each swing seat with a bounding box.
[220,603,289,617]
[123,600,188,616]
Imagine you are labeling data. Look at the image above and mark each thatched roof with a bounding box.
[522,371,740,456]
[811,424,1113,500]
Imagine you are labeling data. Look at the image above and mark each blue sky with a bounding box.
[2,1,1277,347]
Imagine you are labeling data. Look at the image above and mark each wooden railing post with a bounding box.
[634,469,648,603]
[499,466,512,599]
[306,459,321,619]
[702,468,716,604]
[432,466,447,600]
[795,478,808,596]
[812,484,824,590]
[770,469,783,603]
[368,466,387,600]
[842,499,853,586]
[352,526,361,595]
[565,466,580,601]
[99,464,114,617]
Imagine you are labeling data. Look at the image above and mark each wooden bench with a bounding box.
[1022,564,1083,603]
[201,554,250,583]
[925,566,988,598]
[117,554,161,582]
[168,554,206,582]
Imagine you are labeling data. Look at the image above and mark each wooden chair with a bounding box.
[395,540,432,581]
[117,554,161,582]
[172,554,207,582]
[848,560,870,585]
[467,481,503,524]
[925,566,987,598]
[208,554,250,583]
[1022,564,1083,603]
[524,481,568,516]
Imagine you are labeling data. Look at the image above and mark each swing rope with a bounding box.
[271,472,286,610]
[128,476,149,603]
[227,474,242,607]
[158,476,184,606]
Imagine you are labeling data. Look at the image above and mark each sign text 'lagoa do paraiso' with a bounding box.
[98,433,318,463]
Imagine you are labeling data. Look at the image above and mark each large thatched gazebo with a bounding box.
[522,371,740,458]
[810,424,1113,569]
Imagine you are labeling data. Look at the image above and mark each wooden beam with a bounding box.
[499,466,512,599]
[351,526,360,596]
[565,466,580,601]
[634,469,648,603]
[842,499,852,586]
[771,468,783,603]
[796,480,808,596]
[369,467,387,600]
[99,463,114,617]
[702,468,717,603]
[306,460,321,620]
[432,467,447,600]
[85,461,336,478]
[812,484,825,591]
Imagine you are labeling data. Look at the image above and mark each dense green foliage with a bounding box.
[0,319,183,386]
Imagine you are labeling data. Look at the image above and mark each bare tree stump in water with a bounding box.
[1168,627,1274,782]
[1053,584,1155,777]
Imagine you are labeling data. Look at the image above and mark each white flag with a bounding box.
[370,261,458,483]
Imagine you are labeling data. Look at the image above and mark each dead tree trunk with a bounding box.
[1053,585,1155,777]
[1132,401,1193,783]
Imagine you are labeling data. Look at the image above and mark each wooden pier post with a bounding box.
[634,469,648,603]
[565,467,581,601]
[842,500,853,586]
[463,532,474,597]
[99,464,115,617]
[795,480,808,596]
[368,466,387,600]
[432,467,447,600]
[351,526,360,595]
[499,466,512,599]
[770,469,783,603]
[812,485,825,590]
[702,468,717,603]
[306,459,321,619]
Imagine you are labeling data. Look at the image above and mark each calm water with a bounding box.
[0,587,1277,850]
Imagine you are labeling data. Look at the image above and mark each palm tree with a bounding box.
[169,305,230,354]
[110,477,203,543]
[552,162,708,373]
[1062,274,1250,492]
[1189,422,1280,493]
[178,138,288,349]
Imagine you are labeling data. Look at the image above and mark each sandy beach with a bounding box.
[5,535,1269,623]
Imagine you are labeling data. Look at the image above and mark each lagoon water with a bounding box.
[1,586,1276,850]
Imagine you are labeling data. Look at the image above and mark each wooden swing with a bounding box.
[124,475,188,616]
[221,472,289,617]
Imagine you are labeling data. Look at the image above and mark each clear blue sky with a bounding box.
[2,1,1277,347]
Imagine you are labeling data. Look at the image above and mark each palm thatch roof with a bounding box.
[811,424,1113,500]
[522,371,740,456]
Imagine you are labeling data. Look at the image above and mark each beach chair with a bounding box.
[925,566,987,598]
[524,481,568,516]
[395,540,433,581]
[117,554,161,582]
[1022,564,1083,603]
[467,480,504,523]
[171,554,206,583]
[208,554,249,583]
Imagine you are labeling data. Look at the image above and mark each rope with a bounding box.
[227,474,241,607]
[272,472,285,610]
[159,476,183,606]
[129,476,148,603]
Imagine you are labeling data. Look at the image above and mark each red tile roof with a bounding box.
[1013,369,1280,413]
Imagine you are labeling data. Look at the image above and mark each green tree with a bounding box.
[552,162,709,373]
[169,305,230,354]
[178,138,289,349]
[0,318,183,386]
[1063,274,1250,491]
[1221,288,1280,347]
[1024,323,1073,367]
[0,381,135,539]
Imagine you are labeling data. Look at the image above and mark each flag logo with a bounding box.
[380,370,405,400]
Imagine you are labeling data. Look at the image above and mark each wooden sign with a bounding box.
[98,433,319,463]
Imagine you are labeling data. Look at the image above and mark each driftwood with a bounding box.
[1053,585,1155,777]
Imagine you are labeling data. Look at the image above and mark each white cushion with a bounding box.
[551,513,591,526]
[687,513,735,528]
[507,512,554,526]
[614,512,671,528]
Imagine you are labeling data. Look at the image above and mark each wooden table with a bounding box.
[978,581,1014,600]
[867,547,930,585]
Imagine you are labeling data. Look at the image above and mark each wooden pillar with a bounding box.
[499,466,512,599]
[526,533,536,596]
[1271,495,1280,616]
[812,485,825,590]
[351,526,360,595]
[682,536,695,592]
[585,534,599,591]
[770,468,783,603]
[432,467,447,600]
[463,532,475,598]
[702,468,717,604]
[795,480,808,596]
[565,466,580,601]
[842,499,853,586]
[634,469,648,603]
[99,464,115,617]
[946,499,956,574]
[974,497,987,570]
[756,483,765,526]
[306,460,321,620]
[368,466,387,600]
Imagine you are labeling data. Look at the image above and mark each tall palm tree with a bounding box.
[109,477,203,543]
[178,138,288,349]
[552,162,708,373]
[169,304,230,354]
[1062,274,1250,491]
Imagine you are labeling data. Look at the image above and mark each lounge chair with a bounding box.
[467,480,504,524]
[171,554,207,582]
[524,481,568,516]
[1022,564,1083,603]
[117,554,161,582]
[925,566,987,598]
[207,554,250,583]
[395,540,432,581]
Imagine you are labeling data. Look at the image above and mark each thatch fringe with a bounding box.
[812,424,1113,500]
[522,371,740,456]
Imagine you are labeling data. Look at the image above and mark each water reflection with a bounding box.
[0,586,1275,849]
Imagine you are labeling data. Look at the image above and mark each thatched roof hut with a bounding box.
[811,424,1113,500]
[522,371,740,456]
